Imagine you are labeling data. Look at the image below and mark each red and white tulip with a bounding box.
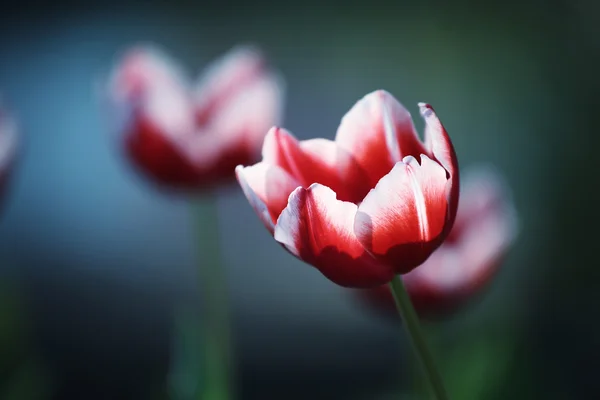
[236,90,459,288]
[106,44,284,190]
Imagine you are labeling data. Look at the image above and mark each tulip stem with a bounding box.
[169,196,234,400]
[191,196,234,400]
[389,275,449,400]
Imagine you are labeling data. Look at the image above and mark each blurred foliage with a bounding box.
[0,275,52,399]
[427,327,523,400]
[0,277,27,376]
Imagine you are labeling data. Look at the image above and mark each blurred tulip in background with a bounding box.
[356,166,518,319]
[107,44,284,190]
[0,102,18,206]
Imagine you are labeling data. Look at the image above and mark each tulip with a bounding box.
[0,102,18,203]
[105,45,285,400]
[106,44,284,190]
[356,167,518,318]
[236,90,459,288]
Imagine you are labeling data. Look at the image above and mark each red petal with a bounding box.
[419,103,459,232]
[354,155,449,274]
[261,126,303,180]
[274,184,395,288]
[335,90,428,187]
[261,127,370,203]
[235,162,301,234]
[125,116,200,188]
[298,139,372,203]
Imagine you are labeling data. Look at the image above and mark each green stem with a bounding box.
[169,195,234,400]
[389,275,448,400]
[191,195,234,400]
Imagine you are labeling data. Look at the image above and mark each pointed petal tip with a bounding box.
[286,185,306,204]
[401,154,418,165]
[400,153,437,168]
[266,125,291,136]
[235,162,282,234]
[418,102,435,118]
[363,89,397,104]
[373,89,391,97]
[234,164,245,175]
[306,182,326,192]
[305,182,343,203]
[262,126,293,152]
[262,126,279,148]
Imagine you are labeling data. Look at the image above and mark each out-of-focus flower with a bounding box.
[236,90,459,288]
[355,167,518,318]
[106,44,284,190]
[0,102,18,203]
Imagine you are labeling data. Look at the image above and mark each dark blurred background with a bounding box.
[0,0,597,399]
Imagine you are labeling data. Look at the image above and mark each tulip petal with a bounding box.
[274,184,395,288]
[107,46,195,146]
[109,45,190,105]
[142,80,195,143]
[261,126,304,180]
[354,155,449,274]
[261,127,371,203]
[194,45,266,122]
[235,162,301,234]
[125,116,202,187]
[203,74,284,153]
[419,103,459,230]
[108,47,195,143]
[449,167,508,241]
[449,167,518,284]
[335,90,428,186]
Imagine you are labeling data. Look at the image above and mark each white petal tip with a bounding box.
[307,182,324,190]
[364,89,395,103]
[418,102,435,118]
[305,183,340,200]
[401,155,418,165]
